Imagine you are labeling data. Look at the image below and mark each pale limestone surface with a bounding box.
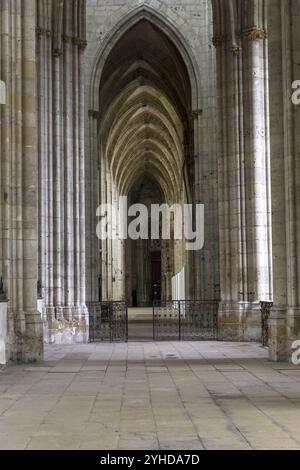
[0,0,43,362]
[0,0,300,365]
[1,342,300,450]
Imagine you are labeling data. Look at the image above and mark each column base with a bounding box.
[43,305,89,345]
[268,306,287,361]
[7,310,43,363]
[218,301,262,342]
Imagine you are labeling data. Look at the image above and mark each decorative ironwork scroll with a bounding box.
[153,300,219,341]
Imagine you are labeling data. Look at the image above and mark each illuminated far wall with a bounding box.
[172,268,186,301]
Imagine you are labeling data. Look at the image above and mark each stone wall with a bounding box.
[0,0,42,361]
[213,1,273,342]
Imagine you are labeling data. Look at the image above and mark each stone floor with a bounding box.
[1,341,300,450]
[128,308,153,341]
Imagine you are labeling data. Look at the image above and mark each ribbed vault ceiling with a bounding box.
[99,20,192,202]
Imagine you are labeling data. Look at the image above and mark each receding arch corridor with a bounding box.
[1,342,300,450]
[95,18,194,307]
[1,0,300,455]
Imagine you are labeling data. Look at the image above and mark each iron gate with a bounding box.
[153,300,219,341]
[260,301,273,347]
[87,301,128,343]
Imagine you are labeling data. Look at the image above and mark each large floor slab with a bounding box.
[1,342,300,450]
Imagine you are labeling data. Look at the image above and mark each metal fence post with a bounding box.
[179,301,181,341]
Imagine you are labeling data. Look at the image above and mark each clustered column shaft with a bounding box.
[37,0,88,344]
[0,0,43,361]
[213,0,272,341]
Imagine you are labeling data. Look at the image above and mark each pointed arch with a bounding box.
[89,5,201,111]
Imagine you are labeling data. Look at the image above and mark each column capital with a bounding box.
[241,27,267,41]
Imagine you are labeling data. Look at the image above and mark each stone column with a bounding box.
[215,1,272,341]
[215,28,250,339]
[0,0,42,362]
[78,0,88,312]
[268,0,300,361]
[193,7,219,304]
[37,0,88,344]
[0,82,6,365]
[87,110,101,303]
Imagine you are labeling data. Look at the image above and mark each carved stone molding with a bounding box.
[241,27,267,41]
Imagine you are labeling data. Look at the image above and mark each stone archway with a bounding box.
[88,9,201,308]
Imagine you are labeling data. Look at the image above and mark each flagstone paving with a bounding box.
[0,342,300,450]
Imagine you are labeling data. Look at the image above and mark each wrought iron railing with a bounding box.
[260,301,273,347]
[87,301,128,343]
[153,300,219,341]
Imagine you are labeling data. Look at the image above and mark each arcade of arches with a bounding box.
[0,0,300,364]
